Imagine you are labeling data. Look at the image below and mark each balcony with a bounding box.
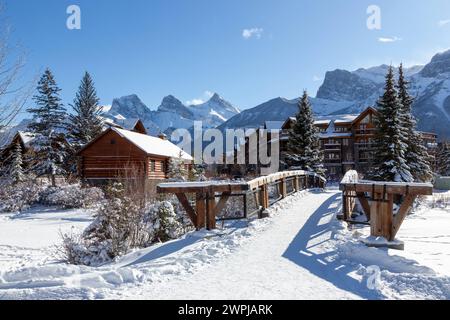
[323,145,342,151]
[355,143,375,150]
[355,128,376,135]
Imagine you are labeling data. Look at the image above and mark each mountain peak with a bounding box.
[158,95,193,118]
[209,92,222,101]
[110,94,150,119]
[420,49,450,77]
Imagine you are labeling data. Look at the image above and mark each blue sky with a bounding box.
[4,0,450,119]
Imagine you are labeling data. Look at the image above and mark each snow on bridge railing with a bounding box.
[157,171,327,230]
[340,170,359,184]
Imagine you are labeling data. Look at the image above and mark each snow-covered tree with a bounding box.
[9,140,24,183]
[436,142,450,176]
[190,163,207,181]
[67,72,104,149]
[146,201,183,242]
[285,91,324,175]
[397,64,432,182]
[371,66,413,182]
[167,152,188,181]
[27,69,68,186]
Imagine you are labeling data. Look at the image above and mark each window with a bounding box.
[150,160,155,172]
[161,161,165,173]
[110,139,116,145]
[335,126,348,133]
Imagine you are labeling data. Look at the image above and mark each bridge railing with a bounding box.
[157,171,326,230]
[339,171,433,243]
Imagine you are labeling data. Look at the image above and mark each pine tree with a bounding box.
[372,66,413,182]
[397,64,432,182]
[167,152,188,181]
[67,72,104,149]
[436,142,450,176]
[9,140,24,183]
[27,68,68,186]
[285,91,324,175]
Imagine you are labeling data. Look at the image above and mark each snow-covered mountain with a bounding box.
[218,96,352,131]
[220,50,450,140]
[316,51,450,139]
[102,93,241,135]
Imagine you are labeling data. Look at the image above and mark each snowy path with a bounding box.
[0,190,448,300]
[111,190,363,300]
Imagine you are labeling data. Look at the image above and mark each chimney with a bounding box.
[158,133,167,140]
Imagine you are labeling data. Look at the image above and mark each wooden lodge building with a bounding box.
[77,126,193,184]
[238,107,438,181]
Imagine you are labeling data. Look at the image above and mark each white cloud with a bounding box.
[186,91,214,106]
[313,75,322,82]
[242,28,264,39]
[438,19,450,27]
[378,36,402,43]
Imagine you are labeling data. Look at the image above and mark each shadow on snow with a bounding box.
[282,192,381,299]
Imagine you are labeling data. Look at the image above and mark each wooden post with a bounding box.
[294,176,300,192]
[195,193,206,230]
[280,178,287,198]
[243,193,248,218]
[260,184,269,210]
[342,193,348,221]
[206,192,216,230]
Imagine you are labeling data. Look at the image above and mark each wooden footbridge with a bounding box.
[339,171,433,245]
[157,171,326,230]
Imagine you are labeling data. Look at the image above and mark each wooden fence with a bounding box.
[157,171,326,230]
[339,171,433,242]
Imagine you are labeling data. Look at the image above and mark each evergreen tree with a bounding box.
[285,91,324,175]
[9,140,24,183]
[372,66,412,182]
[27,68,68,186]
[397,64,432,182]
[67,72,104,149]
[167,152,188,181]
[436,142,450,176]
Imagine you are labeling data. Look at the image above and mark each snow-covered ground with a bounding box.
[0,190,448,300]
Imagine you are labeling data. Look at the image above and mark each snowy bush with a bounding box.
[59,231,112,266]
[59,183,192,266]
[40,184,104,209]
[144,201,184,242]
[0,181,47,213]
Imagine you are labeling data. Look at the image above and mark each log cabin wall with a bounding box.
[147,156,167,180]
[80,130,148,180]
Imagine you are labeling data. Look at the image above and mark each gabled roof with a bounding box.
[103,118,147,134]
[78,127,193,161]
[17,131,37,147]
[350,106,378,125]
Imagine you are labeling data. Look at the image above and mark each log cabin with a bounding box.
[77,127,193,187]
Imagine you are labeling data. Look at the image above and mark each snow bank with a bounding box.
[0,191,313,299]
[330,193,450,300]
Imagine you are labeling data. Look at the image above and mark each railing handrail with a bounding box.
[157,170,327,194]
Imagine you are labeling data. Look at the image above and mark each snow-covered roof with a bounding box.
[112,127,193,161]
[315,114,358,124]
[314,120,332,126]
[18,131,37,147]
